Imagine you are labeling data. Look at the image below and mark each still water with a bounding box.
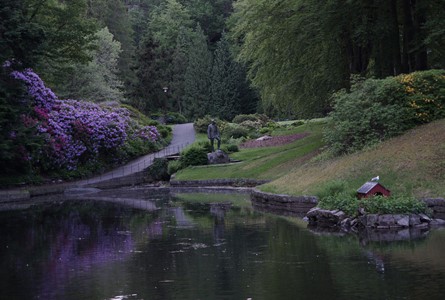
[1,191,445,300]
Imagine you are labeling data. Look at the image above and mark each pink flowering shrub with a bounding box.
[10,68,161,171]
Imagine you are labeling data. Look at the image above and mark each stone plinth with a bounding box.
[207,150,230,164]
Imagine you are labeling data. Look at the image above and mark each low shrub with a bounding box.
[167,160,182,175]
[325,69,445,155]
[193,115,223,133]
[318,194,428,217]
[147,158,170,181]
[291,120,305,127]
[223,124,249,139]
[232,113,270,125]
[223,144,239,153]
[180,146,208,167]
[166,112,188,124]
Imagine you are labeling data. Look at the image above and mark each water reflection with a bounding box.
[0,192,445,300]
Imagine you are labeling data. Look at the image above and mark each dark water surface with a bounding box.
[1,192,445,300]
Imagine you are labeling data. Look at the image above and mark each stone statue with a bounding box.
[207,119,221,152]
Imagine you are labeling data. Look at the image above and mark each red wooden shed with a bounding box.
[357,181,391,199]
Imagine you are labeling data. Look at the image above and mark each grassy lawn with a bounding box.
[261,119,445,198]
[174,120,326,181]
[174,118,445,199]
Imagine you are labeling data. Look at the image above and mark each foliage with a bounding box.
[232,113,270,125]
[150,111,188,124]
[228,0,445,117]
[209,33,242,120]
[318,194,428,217]
[167,159,182,175]
[222,124,249,139]
[0,63,45,174]
[179,145,208,167]
[147,158,170,181]
[3,66,164,177]
[193,115,225,134]
[175,120,324,181]
[0,0,97,69]
[183,24,212,119]
[222,144,239,153]
[324,70,445,155]
[57,27,124,102]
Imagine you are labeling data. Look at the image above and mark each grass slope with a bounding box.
[175,119,445,199]
[173,121,325,181]
[261,119,445,198]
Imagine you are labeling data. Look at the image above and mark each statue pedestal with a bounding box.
[207,150,230,164]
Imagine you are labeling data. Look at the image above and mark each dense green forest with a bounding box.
[1,0,444,181]
[2,0,443,118]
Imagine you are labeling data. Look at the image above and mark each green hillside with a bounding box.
[261,119,445,199]
[176,119,445,199]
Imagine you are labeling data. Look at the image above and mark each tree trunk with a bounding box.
[401,0,415,72]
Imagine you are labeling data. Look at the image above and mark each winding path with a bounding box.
[77,123,196,186]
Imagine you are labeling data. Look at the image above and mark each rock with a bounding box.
[430,219,445,226]
[395,215,410,227]
[256,135,272,141]
[379,214,395,227]
[366,214,379,228]
[409,214,421,226]
[340,218,351,229]
[419,213,432,222]
[207,150,230,164]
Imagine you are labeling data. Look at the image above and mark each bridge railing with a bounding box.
[79,142,191,186]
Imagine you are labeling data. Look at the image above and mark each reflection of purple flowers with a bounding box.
[10,68,161,170]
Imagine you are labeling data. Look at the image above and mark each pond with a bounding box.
[1,190,445,300]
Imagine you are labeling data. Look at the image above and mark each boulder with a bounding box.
[207,150,230,164]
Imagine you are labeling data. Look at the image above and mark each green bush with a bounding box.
[121,104,160,126]
[223,124,249,139]
[147,158,170,181]
[194,116,220,133]
[324,69,445,155]
[232,113,270,125]
[167,160,182,175]
[180,146,208,167]
[291,120,305,127]
[223,144,239,153]
[158,126,172,139]
[196,140,213,153]
[259,127,271,135]
[318,194,428,217]
[166,112,188,124]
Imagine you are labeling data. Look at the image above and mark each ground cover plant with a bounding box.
[313,180,428,216]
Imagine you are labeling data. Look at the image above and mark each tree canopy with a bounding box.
[229,0,445,117]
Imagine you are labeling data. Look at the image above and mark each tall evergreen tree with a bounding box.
[58,27,124,102]
[170,26,193,114]
[209,33,241,120]
[183,24,212,119]
[130,31,170,113]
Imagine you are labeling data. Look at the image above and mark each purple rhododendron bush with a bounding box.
[4,65,167,179]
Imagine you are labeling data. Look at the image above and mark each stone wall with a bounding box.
[306,207,445,231]
[422,198,445,219]
[250,189,318,217]
[170,179,270,188]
